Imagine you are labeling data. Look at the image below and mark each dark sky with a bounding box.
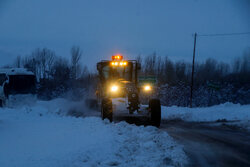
[0,0,249,70]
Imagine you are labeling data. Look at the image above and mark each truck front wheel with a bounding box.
[149,99,161,127]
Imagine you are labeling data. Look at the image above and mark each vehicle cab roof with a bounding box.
[0,68,34,76]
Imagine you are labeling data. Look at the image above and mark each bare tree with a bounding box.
[156,56,164,79]
[144,52,157,75]
[164,56,175,84]
[175,61,187,82]
[71,46,82,79]
[39,48,56,79]
[29,48,56,79]
[52,57,70,84]
[14,56,22,68]
[81,65,89,78]
[20,48,56,80]
[136,54,142,65]
[23,56,36,73]
[240,51,250,73]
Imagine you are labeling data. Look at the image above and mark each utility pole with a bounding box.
[190,33,197,108]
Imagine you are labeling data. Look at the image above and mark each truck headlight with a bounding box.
[144,85,152,92]
[111,85,118,92]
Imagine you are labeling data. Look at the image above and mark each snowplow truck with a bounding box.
[96,55,161,127]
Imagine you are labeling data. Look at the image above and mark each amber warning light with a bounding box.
[110,61,127,66]
[112,54,123,60]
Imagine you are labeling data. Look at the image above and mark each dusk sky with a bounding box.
[0,0,249,70]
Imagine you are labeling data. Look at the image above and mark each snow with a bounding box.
[0,99,187,167]
[162,102,250,129]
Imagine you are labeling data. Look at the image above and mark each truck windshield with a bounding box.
[101,63,132,81]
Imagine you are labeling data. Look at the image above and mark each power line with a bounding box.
[197,32,250,37]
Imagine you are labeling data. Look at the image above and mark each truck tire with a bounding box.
[101,98,113,122]
[149,99,161,127]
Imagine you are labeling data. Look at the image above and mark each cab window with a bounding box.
[101,63,132,81]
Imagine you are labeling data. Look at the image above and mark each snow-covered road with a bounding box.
[161,120,250,167]
[160,103,250,166]
[162,103,250,130]
[0,99,187,167]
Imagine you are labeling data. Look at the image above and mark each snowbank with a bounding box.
[162,102,250,122]
[0,99,187,167]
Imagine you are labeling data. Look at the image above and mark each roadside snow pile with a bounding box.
[0,99,187,167]
[7,97,98,117]
[162,102,250,122]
